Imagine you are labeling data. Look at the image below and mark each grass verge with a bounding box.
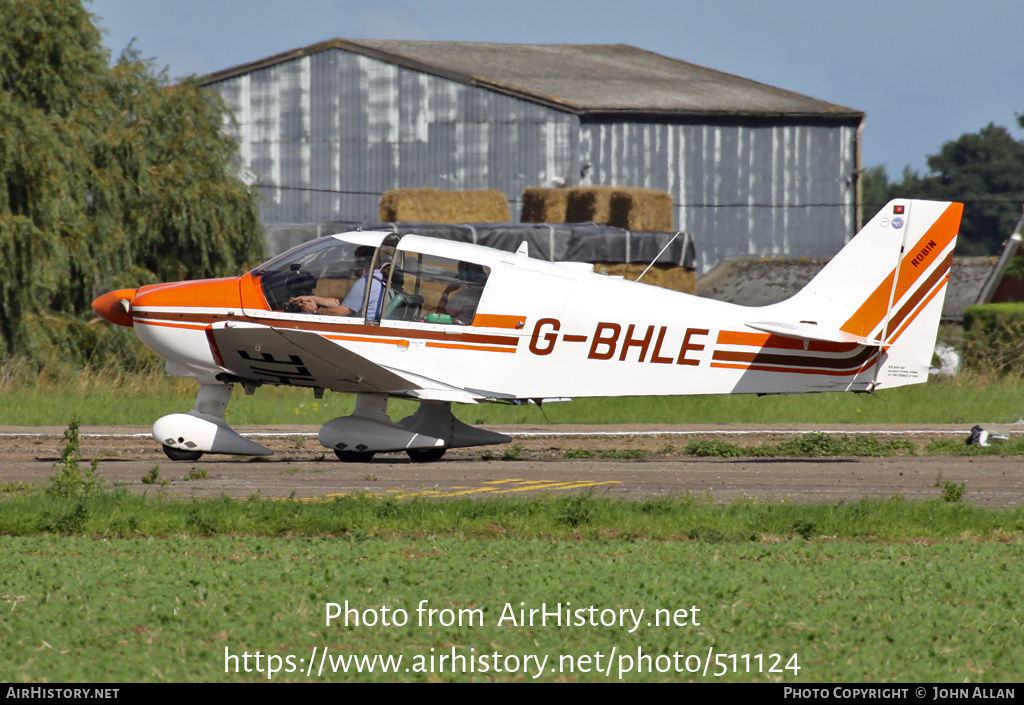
[3,490,1024,540]
[2,369,1024,426]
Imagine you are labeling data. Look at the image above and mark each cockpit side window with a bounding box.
[383,253,490,325]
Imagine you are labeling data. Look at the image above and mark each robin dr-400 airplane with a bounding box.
[92,199,961,462]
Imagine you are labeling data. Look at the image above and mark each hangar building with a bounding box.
[201,40,864,272]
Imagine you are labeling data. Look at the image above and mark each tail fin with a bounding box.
[755,199,962,388]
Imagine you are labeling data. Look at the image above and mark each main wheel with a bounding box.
[406,447,446,463]
[162,445,204,461]
[333,449,375,462]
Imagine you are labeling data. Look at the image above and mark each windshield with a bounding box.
[252,238,377,315]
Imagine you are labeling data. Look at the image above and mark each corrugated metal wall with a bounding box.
[208,48,858,273]
[578,119,859,272]
[208,49,578,226]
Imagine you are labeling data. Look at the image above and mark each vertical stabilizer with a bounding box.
[781,200,961,388]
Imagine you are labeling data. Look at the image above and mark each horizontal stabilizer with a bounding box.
[745,321,881,347]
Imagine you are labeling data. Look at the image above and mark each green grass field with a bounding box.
[2,370,1024,426]
[2,530,1022,682]
[2,489,1024,682]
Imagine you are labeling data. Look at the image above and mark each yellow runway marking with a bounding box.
[307,478,619,502]
[386,479,620,499]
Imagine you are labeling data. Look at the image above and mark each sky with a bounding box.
[88,0,1024,176]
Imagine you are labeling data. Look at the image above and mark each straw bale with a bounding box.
[565,186,617,224]
[379,189,510,223]
[595,262,696,294]
[609,188,674,232]
[520,187,569,223]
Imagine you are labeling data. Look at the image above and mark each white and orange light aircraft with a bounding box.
[92,199,961,462]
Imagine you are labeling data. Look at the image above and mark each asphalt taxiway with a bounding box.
[1,424,1020,506]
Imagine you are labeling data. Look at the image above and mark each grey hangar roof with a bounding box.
[203,39,862,120]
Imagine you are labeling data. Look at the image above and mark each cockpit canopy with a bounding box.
[252,233,491,325]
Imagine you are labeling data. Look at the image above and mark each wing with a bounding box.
[207,322,491,403]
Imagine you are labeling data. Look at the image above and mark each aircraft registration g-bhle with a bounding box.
[92,199,962,462]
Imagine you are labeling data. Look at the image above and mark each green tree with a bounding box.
[864,119,1024,256]
[860,164,891,218]
[0,0,264,372]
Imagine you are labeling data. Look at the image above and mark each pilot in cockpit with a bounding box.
[289,246,385,318]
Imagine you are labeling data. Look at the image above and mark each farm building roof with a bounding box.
[202,39,863,119]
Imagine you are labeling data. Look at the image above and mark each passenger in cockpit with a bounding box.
[438,262,487,325]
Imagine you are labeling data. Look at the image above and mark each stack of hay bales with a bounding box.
[379,188,510,224]
[522,185,693,294]
[523,186,673,232]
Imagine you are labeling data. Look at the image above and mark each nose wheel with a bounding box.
[406,447,446,463]
[162,445,204,462]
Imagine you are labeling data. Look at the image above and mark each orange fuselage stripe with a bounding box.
[133,310,520,347]
[709,353,879,377]
[471,313,526,329]
[135,309,524,358]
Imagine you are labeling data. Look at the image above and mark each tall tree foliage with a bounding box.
[863,118,1024,255]
[0,0,263,371]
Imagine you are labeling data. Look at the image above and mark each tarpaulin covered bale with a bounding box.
[520,187,569,223]
[609,188,674,232]
[379,189,510,224]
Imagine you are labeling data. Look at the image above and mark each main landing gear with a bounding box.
[153,387,509,463]
[318,394,510,463]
